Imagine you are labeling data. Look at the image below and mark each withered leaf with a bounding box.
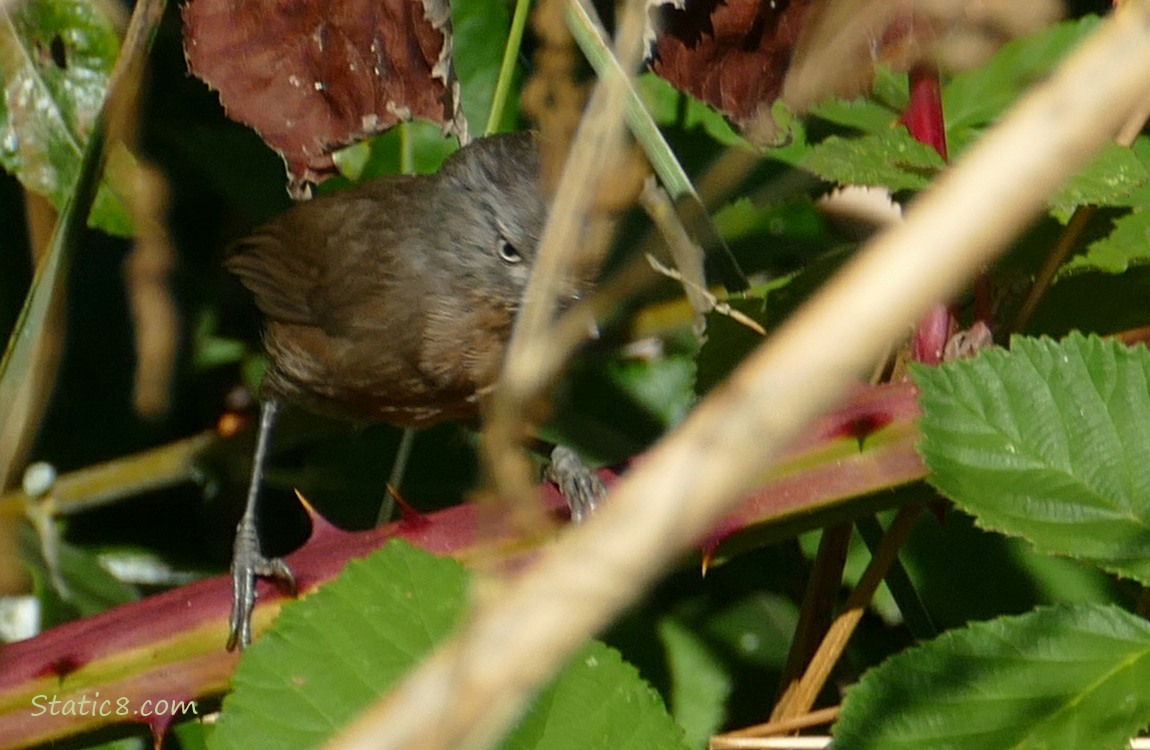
[649,0,813,146]
[183,0,466,197]
[648,0,1061,146]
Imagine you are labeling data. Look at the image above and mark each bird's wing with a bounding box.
[226,186,412,332]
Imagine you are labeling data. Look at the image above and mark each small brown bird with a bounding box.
[228,132,546,426]
[225,132,572,649]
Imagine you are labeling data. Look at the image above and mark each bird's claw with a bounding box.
[227,518,296,651]
[546,445,606,523]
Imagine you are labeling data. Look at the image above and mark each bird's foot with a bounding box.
[227,516,296,651]
[546,445,606,523]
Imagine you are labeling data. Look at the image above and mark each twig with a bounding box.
[711,705,839,749]
[711,739,829,750]
[124,162,180,418]
[639,178,712,335]
[0,432,216,520]
[771,506,922,720]
[774,524,851,713]
[642,253,766,336]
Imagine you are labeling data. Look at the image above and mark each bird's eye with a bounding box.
[497,238,523,265]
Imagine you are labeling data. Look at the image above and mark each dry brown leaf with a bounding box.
[182,0,466,197]
[648,0,1062,145]
[649,0,813,145]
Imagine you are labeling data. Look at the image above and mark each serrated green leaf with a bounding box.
[212,540,468,750]
[870,67,910,113]
[212,539,687,750]
[502,640,690,750]
[808,96,898,135]
[1061,209,1150,276]
[803,129,944,192]
[1122,135,1150,207]
[944,17,1099,135]
[835,604,1150,750]
[805,66,907,131]
[1049,143,1149,222]
[913,333,1150,583]
[0,0,131,235]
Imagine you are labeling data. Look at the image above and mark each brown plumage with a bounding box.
[226,131,546,426]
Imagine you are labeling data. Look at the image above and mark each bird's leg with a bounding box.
[545,445,606,523]
[377,427,417,524]
[228,398,296,650]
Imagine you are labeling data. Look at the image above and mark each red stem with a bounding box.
[901,64,948,162]
[901,65,970,359]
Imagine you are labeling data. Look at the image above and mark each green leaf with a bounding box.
[213,540,468,750]
[702,592,797,671]
[803,129,944,192]
[192,308,248,370]
[835,604,1150,750]
[913,333,1150,583]
[944,17,1099,135]
[1061,209,1150,276]
[1049,142,1149,222]
[452,0,515,133]
[638,73,747,148]
[171,719,211,750]
[0,0,130,235]
[605,355,696,429]
[1121,134,1150,207]
[809,96,898,136]
[657,619,730,750]
[900,509,1123,631]
[212,539,687,750]
[694,295,767,396]
[802,68,905,137]
[870,67,910,113]
[502,640,690,750]
[711,197,827,246]
[329,120,457,185]
[1026,265,1150,338]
